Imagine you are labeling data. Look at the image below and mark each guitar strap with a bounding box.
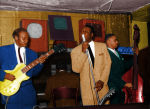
[5,96,9,109]
[2,95,9,109]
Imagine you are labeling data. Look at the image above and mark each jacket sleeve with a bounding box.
[108,59,126,91]
[108,71,126,92]
[0,47,6,81]
[71,45,87,73]
[99,44,112,84]
[0,70,6,81]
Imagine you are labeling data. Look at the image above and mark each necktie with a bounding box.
[88,46,94,68]
[114,50,120,59]
[18,47,23,63]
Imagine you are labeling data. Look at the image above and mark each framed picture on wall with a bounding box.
[79,19,105,43]
[48,15,74,41]
[21,19,48,52]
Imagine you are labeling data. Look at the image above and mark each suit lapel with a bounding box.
[93,42,99,71]
[116,50,123,59]
[25,48,29,65]
[10,44,18,65]
[108,49,120,60]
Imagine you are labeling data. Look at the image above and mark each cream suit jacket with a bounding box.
[71,42,111,105]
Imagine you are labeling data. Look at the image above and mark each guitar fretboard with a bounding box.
[21,49,54,73]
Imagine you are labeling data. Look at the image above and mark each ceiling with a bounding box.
[0,0,150,13]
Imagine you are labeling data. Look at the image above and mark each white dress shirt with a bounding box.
[88,41,95,58]
[14,43,26,64]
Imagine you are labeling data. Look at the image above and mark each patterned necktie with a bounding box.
[88,46,94,68]
[18,47,23,63]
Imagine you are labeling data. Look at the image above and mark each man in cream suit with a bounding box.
[71,25,111,105]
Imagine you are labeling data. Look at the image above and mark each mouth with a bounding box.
[20,43,27,47]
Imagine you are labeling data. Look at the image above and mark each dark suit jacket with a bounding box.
[0,44,43,109]
[107,49,133,104]
[45,71,80,107]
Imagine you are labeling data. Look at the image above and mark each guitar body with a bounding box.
[0,44,65,96]
[0,63,30,96]
[123,70,144,103]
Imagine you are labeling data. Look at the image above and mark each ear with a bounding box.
[106,39,110,46]
[91,33,94,38]
[14,36,18,41]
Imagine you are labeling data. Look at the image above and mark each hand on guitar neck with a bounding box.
[132,48,139,55]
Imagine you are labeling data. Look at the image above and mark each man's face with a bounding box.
[81,27,93,42]
[107,36,119,49]
[15,31,29,47]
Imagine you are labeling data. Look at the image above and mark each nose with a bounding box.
[22,38,28,44]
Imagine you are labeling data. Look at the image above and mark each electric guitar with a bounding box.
[99,88,115,105]
[0,44,65,96]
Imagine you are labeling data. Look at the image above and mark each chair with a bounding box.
[52,86,78,107]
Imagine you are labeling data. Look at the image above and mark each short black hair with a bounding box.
[85,24,95,40]
[105,34,115,42]
[12,28,27,38]
[85,24,95,34]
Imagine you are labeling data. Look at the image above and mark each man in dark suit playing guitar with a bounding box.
[0,28,46,109]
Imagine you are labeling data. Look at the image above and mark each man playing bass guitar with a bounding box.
[105,34,139,104]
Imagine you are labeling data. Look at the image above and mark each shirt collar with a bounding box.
[108,47,120,57]
[108,47,115,52]
[14,43,25,51]
[14,43,19,49]
[88,41,95,57]
[89,40,94,46]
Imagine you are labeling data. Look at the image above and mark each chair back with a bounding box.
[52,86,78,107]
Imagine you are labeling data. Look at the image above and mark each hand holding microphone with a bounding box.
[82,34,86,42]
[82,34,89,53]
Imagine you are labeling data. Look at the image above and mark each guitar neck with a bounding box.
[132,41,139,90]
[21,49,54,73]
[132,52,138,89]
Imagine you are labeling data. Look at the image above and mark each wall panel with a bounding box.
[0,10,131,48]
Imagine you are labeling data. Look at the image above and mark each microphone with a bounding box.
[82,34,86,42]
[82,34,88,53]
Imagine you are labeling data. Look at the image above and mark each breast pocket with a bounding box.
[95,52,104,68]
[98,53,104,56]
